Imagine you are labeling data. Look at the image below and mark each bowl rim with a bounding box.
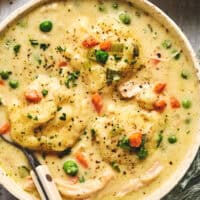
[0,0,199,200]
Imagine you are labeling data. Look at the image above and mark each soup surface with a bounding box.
[0,0,199,199]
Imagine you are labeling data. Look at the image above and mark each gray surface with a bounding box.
[0,0,199,199]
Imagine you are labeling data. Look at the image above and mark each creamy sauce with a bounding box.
[0,0,199,200]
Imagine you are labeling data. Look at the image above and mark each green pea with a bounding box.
[39,21,53,32]
[181,70,190,79]
[95,50,109,64]
[168,135,177,144]
[42,89,48,97]
[63,160,79,176]
[182,99,192,109]
[9,80,19,89]
[119,13,131,25]
[0,71,11,80]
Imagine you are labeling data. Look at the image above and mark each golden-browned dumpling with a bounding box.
[8,75,88,152]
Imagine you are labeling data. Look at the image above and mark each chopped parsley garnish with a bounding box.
[40,43,50,51]
[110,162,120,172]
[106,69,121,85]
[137,137,148,159]
[42,89,48,97]
[0,71,12,80]
[172,49,181,60]
[91,129,96,139]
[79,176,85,183]
[57,106,62,111]
[156,131,163,148]
[29,39,39,46]
[65,71,80,88]
[162,40,172,49]
[118,135,131,151]
[13,44,21,55]
[59,113,67,121]
[27,113,33,119]
[112,2,118,9]
[56,46,66,52]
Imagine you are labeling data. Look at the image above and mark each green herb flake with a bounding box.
[106,69,121,85]
[40,43,50,51]
[172,49,181,60]
[29,39,39,46]
[91,129,96,139]
[65,71,80,88]
[42,89,48,97]
[110,162,120,172]
[59,113,67,121]
[79,176,85,183]
[0,71,12,80]
[118,135,131,151]
[162,40,172,49]
[181,70,190,80]
[99,4,106,12]
[112,2,118,9]
[156,131,163,148]
[13,44,21,55]
[57,106,62,111]
[56,46,66,52]
[27,113,33,119]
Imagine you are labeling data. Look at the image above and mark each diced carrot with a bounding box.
[129,132,142,148]
[58,61,68,68]
[151,58,161,65]
[82,36,99,48]
[76,152,89,168]
[100,41,112,51]
[170,97,180,109]
[0,122,10,134]
[154,83,166,94]
[154,100,167,112]
[68,176,78,184]
[0,80,4,85]
[91,93,103,114]
[25,90,42,103]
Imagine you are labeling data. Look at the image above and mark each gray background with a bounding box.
[0,0,199,199]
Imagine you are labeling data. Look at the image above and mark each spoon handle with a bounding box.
[31,165,62,200]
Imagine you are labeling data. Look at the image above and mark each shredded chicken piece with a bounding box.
[140,161,163,184]
[118,80,149,99]
[23,176,36,192]
[116,178,144,197]
[55,167,114,199]
[116,161,163,197]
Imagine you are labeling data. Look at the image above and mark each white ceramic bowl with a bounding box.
[0,1,199,200]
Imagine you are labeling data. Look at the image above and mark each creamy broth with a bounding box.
[0,0,199,200]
